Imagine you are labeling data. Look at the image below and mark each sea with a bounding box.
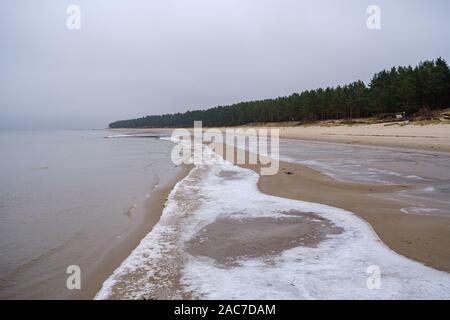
[0,130,181,299]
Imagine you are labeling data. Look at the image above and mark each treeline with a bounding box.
[109,58,450,128]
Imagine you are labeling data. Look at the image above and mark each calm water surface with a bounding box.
[0,130,179,299]
[278,139,450,216]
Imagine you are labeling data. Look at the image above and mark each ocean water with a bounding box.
[96,143,450,299]
[277,139,450,184]
[238,136,450,216]
[0,130,180,299]
[276,139,450,216]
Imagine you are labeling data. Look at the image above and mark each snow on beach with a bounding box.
[95,144,450,300]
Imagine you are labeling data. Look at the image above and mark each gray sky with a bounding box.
[1,0,449,129]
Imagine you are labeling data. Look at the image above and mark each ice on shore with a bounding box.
[95,144,450,300]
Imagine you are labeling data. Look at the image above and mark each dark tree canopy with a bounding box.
[109,58,450,128]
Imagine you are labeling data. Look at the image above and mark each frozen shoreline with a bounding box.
[96,144,450,300]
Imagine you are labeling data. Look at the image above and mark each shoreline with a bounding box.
[110,127,450,274]
[248,160,450,272]
[97,141,450,299]
[211,143,450,273]
[111,122,450,153]
[94,127,450,298]
[75,163,193,300]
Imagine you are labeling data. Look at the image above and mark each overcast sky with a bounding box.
[1,0,449,129]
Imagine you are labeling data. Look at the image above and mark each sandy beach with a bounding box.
[203,141,450,273]
[111,124,450,276]
[96,136,450,299]
[117,122,450,152]
[245,161,450,272]
[269,123,450,153]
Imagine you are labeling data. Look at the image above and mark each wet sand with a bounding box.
[73,164,192,299]
[187,213,343,266]
[110,129,450,273]
[247,160,450,272]
[96,139,450,299]
[209,142,450,273]
[98,129,450,299]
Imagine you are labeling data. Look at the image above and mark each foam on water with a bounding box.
[422,186,436,192]
[95,143,450,300]
[105,133,168,139]
[104,134,132,138]
[400,207,442,215]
